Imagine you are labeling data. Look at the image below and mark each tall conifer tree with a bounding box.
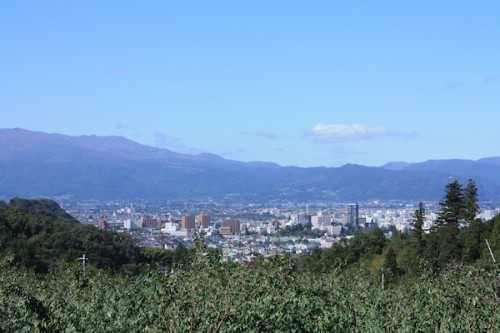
[463,179,479,222]
[436,180,463,227]
[412,202,425,247]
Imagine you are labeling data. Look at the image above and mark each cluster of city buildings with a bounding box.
[99,213,240,236]
[68,200,499,262]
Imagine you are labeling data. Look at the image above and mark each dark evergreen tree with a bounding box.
[412,202,425,248]
[172,243,189,267]
[368,228,386,255]
[462,179,479,222]
[436,180,464,227]
[384,247,399,282]
[484,215,500,262]
[459,219,484,262]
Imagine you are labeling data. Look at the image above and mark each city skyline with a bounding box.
[1,2,499,167]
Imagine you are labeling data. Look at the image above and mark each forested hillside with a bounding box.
[0,198,145,274]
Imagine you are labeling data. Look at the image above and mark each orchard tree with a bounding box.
[384,247,399,283]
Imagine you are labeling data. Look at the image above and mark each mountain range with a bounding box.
[1,128,499,202]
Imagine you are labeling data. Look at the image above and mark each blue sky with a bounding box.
[1,1,499,167]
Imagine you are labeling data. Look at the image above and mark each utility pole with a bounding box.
[77,254,88,278]
[380,267,385,290]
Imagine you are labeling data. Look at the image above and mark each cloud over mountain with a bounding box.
[308,123,416,143]
[308,123,390,142]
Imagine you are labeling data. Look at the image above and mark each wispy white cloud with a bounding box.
[307,123,416,143]
[308,123,388,142]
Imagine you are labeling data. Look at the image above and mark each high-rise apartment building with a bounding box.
[197,214,210,228]
[220,218,240,235]
[298,213,312,225]
[98,217,107,231]
[311,215,331,228]
[141,217,163,229]
[347,203,359,226]
[181,215,195,229]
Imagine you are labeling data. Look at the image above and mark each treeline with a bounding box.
[303,216,499,278]
[1,180,499,278]
[303,180,500,281]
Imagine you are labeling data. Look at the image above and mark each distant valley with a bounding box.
[1,128,499,202]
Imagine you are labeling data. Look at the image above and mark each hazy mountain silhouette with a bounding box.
[382,158,500,187]
[1,128,499,202]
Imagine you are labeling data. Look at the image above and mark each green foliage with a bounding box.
[412,201,425,248]
[368,228,386,255]
[459,219,486,262]
[302,228,387,274]
[437,180,464,227]
[141,248,175,267]
[0,198,145,273]
[437,179,480,227]
[420,225,460,273]
[9,198,78,223]
[488,215,500,261]
[276,222,324,238]
[463,179,480,222]
[421,179,489,271]
[0,254,497,332]
[383,247,399,283]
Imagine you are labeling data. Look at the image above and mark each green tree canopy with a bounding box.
[412,201,425,247]
[437,180,464,227]
[0,198,145,273]
[462,179,480,222]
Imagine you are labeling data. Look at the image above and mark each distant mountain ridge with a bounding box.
[382,158,500,186]
[1,128,499,202]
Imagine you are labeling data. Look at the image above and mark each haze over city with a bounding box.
[1,1,499,167]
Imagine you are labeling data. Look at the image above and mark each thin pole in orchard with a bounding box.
[380,267,385,290]
[77,254,88,278]
[485,239,496,263]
